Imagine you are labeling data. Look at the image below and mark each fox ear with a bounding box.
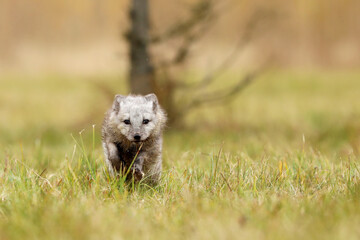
[145,93,158,111]
[112,94,125,113]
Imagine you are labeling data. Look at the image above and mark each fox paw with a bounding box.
[132,167,145,181]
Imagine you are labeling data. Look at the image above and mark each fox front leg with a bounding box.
[131,155,145,181]
[104,142,121,176]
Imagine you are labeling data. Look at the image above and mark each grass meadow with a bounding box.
[0,70,360,239]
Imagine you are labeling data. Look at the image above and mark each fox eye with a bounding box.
[123,119,131,125]
[143,119,150,124]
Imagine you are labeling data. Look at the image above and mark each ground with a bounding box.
[0,70,359,239]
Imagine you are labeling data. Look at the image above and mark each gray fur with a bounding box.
[102,93,167,184]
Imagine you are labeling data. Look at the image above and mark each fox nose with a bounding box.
[134,135,141,141]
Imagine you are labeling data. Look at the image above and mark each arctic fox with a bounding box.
[101,93,167,183]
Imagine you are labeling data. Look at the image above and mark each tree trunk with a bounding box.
[128,0,154,95]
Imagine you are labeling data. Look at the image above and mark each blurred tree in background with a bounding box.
[0,0,359,128]
[125,0,270,126]
[1,0,359,69]
[126,0,154,95]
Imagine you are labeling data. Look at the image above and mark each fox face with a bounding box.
[109,93,160,142]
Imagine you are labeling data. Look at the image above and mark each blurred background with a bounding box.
[1,0,360,72]
[0,0,359,156]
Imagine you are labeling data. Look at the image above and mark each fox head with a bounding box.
[109,93,166,142]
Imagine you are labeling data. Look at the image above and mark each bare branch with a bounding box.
[148,2,277,126]
[171,16,214,65]
[152,0,216,70]
[184,70,261,112]
[191,8,275,90]
[151,0,215,44]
